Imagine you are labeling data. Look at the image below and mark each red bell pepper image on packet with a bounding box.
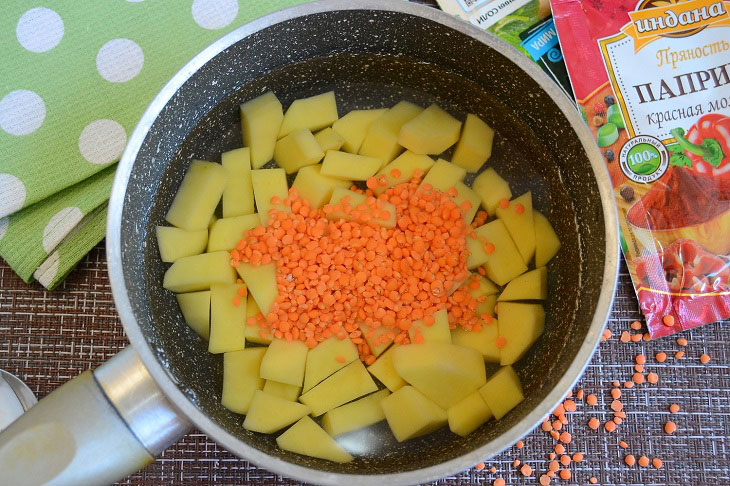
[550,0,730,338]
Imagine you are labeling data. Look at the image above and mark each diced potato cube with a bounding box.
[466,220,527,284]
[291,164,351,208]
[221,347,266,414]
[276,416,353,463]
[251,168,288,225]
[260,338,308,387]
[450,182,481,224]
[447,390,493,436]
[465,273,500,316]
[320,150,381,180]
[263,380,301,402]
[303,337,359,392]
[327,187,396,228]
[163,251,236,293]
[208,283,246,354]
[360,101,423,164]
[496,192,535,264]
[273,129,325,174]
[498,267,547,301]
[240,91,283,169]
[315,127,345,152]
[477,294,498,317]
[381,386,447,442]
[473,168,512,215]
[534,210,561,267]
[391,343,486,409]
[419,159,466,192]
[176,291,210,340]
[221,148,254,217]
[322,389,390,437]
[479,365,524,420]
[373,151,435,195]
[408,309,451,344]
[467,273,499,297]
[156,226,207,263]
[498,303,545,365]
[367,345,406,392]
[298,360,378,416]
[361,323,394,357]
[279,91,338,138]
[243,390,310,433]
[332,108,388,153]
[166,160,226,230]
[451,320,500,362]
[244,295,272,344]
[235,262,277,316]
[451,114,495,172]
[398,104,462,155]
[244,323,271,345]
[207,213,261,252]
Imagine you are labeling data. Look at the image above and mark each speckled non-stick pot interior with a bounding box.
[119,6,607,476]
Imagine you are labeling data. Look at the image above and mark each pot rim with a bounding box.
[107,1,619,484]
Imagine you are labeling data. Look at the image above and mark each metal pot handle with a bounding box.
[0,347,191,486]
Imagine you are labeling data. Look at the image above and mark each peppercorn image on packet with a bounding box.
[551,0,730,338]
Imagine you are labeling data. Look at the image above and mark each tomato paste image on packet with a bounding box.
[550,0,730,338]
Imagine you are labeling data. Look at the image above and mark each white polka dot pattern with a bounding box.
[96,39,144,83]
[0,90,46,136]
[34,250,60,288]
[78,119,127,165]
[0,174,27,219]
[16,8,64,53]
[192,0,239,30]
[42,207,83,253]
[0,217,9,242]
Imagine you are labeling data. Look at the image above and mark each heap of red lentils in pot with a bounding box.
[230,172,492,363]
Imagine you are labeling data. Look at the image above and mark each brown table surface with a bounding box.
[1,245,728,485]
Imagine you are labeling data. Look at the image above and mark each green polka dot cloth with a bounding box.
[0,0,308,289]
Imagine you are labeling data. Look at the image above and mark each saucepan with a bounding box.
[0,1,618,485]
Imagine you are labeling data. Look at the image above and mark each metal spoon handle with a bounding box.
[0,369,38,412]
[0,347,191,486]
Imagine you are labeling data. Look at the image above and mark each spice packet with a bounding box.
[436,0,574,99]
[550,0,730,338]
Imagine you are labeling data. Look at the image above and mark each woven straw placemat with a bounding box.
[1,244,728,485]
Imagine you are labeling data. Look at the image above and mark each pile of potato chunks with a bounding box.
[157,90,561,463]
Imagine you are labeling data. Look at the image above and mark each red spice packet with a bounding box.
[550,0,730,338]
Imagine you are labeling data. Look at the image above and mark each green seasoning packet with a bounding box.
[436,0,573,99]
